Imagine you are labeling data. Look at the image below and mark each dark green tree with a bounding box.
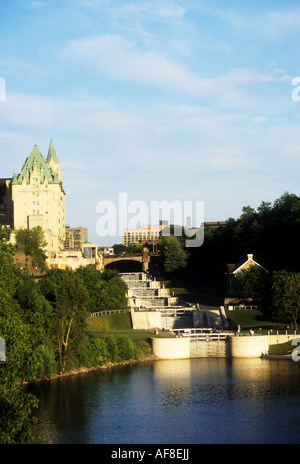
[38,268,71,304]
[15,226,47,270]
[14,272,53,346]
[75,266,128,312]
[271,271,300,331]
[0,227,39,444]
[237,266,271,308]
[160,235,189,275]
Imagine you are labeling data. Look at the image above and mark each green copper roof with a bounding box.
[47,139,59,164]
[11,141,61,185]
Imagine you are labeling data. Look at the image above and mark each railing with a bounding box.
[173,328,234,341]
[89,309,131,318]
[227,305,258,311]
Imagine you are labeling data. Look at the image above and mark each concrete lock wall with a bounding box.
[130,310,161,330]
[229,333,300,358]
[228,336,270,358]
[190,340,227,358]
[152,336,266,360]
[151,334,300,360]
[151,338,190,359]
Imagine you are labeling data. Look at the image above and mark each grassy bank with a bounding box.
[86,312,161,343]
[225,309,289,334]
[268,340,295,356]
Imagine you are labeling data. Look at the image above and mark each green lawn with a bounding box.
[225,309,289,334]
[86,313,160,342]
[268,340,295,356]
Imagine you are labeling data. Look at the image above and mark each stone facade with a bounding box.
[1,140,66,257]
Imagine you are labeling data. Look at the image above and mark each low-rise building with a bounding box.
[226,253,268,303]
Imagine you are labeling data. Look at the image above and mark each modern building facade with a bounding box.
[64,226,88,250]
[0,140,66,256]
[123,224,162,247]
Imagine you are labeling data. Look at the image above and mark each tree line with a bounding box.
[157,192,300,330]
[0,227,145,444]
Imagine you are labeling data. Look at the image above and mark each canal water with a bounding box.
[28,358,300,444]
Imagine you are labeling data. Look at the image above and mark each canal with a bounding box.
[28,357,300,444]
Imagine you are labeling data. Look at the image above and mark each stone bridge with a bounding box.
[102,249,159,272]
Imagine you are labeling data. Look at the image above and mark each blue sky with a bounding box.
[1,0,300,245]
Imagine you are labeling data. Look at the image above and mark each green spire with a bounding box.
[12,141,61,185]
[47,139,59,164]
[11,170,18,185]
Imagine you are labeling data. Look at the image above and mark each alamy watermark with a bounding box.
[0,77,6,101]
[96,193,204,247]
[292,77,300,102]
[291,337,300,362]
[0,337,5,362]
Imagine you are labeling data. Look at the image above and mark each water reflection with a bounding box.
[29,358,300,444]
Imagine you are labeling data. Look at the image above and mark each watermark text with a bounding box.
[0,77,6,101]
[0,337,6,362]
[96,193,204,247]
[292,337,300,361]
[292,77,300,102]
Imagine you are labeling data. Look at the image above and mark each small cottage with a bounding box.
[225,254,267,304]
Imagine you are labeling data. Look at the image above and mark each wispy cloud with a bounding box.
[60,33,291,111]
[60,34,205,94]
[0,57,56,79]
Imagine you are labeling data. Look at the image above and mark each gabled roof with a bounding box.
[228,254,268,274]
[11,141,61,185]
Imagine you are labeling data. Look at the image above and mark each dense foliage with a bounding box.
[160,235,189,276]
[187,192,300,326]
[270,271,300,331]
[189,192,300,280]
[0,230,134,443]
[15,226,47,270]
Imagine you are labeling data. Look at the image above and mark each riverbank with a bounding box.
[26,354,159,385]
[262,354,293,360]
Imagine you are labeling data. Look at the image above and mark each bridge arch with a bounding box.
[104,258,143,272]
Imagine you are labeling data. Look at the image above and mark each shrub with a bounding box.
[35,344,57,379]
[85,338,108,367]
[116,336,138,361]
[105,335,120,362]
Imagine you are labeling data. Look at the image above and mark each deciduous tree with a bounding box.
[271,271,300,331]
[160,235,189,275]
[54,273,90,371]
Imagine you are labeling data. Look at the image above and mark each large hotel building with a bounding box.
[0,140,65,256]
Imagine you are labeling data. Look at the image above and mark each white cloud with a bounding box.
[60,34,284,112]
[78,0,186,24]
[0,57,55,79]
[61,34,208,95]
